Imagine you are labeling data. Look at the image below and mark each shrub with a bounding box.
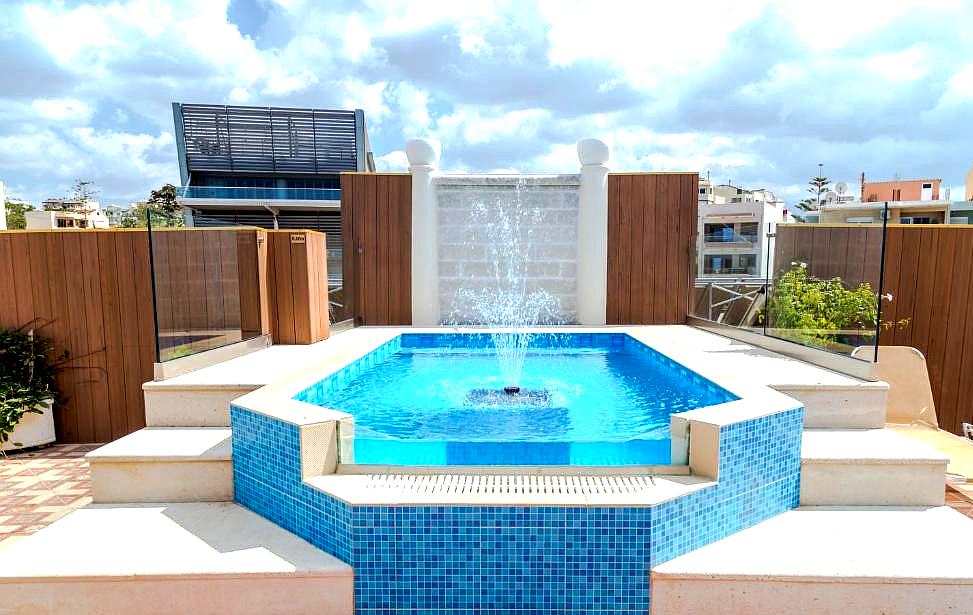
[0,327,62,447]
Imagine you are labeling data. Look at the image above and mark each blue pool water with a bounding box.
[296,334,737,466]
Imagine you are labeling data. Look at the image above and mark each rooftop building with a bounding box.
[172,103,376,287]
[27,198,109,229]
[697,180,792,278]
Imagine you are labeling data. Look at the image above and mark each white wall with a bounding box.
[436,175,580,324]
[0,181,6,231]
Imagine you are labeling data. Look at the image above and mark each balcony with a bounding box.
[703,233,758,246]
[176,186,341,201]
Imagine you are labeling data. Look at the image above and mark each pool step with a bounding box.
[650,506,973,615]
[800,429,947,506]
[772,382,888,429]
[0,502,354,615]
[87,428,233,503]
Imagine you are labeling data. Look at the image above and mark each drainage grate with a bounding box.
[359,474,660,497]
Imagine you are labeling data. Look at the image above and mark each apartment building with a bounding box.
[697,181,791,278]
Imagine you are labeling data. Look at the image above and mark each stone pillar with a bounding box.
[576,138,610,325]
[407,138,441,326]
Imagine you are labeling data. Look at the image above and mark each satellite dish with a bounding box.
[826,191,837,203]
[836,182,848,195]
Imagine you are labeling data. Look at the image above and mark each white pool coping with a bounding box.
[225,325,872,505]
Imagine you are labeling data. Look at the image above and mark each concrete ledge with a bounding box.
[651,506,973,615]
[0,503,353,615]
[144,385,257,427]
[154,335,272,381]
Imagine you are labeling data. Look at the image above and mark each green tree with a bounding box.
[146,183,180,216]
[120,202,183,228]
[795,175,831,211]
[4,201,34,230]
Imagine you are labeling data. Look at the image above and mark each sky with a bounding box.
[1,0,971,207]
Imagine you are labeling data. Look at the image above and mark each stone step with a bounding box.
[144,382,256,427]
[651,506,973,615]
[772,382,888,429]
[800,429,948,506]
[87,428,233,503]
[0,502,353,615]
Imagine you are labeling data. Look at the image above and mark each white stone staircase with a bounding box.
[651,377,969,613]
[0,344,355,615]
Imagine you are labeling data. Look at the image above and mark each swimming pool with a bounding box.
[295,333,737,466]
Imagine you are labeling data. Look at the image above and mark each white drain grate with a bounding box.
[360,474,660,497]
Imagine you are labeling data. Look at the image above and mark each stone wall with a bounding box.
[435,174,580,324]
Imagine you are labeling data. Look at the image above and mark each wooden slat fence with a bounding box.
[0,230,155,443]
[340,173,412,325]
[775,223,973,436]
[0,227,330,443]
[607,173,698,324]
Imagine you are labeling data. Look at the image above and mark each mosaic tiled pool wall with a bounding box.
[231,404,802,614]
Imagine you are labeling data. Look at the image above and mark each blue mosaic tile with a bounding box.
[231,399,803,614]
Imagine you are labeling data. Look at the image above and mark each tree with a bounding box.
[120,184,184,228]
[146,183,180,216]
[71,179,99,202]
[795,175,831,211]
[4,201,34,230]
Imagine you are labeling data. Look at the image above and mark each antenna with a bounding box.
[836,182,847,196]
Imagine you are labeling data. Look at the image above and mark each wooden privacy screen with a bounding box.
[880,226,973,435]
[607,173,699,324]
[0,228,330,443]
[340,173,412,325]
[263,230,330,344]
[772,224,885,289]
[0,230,155,443]
[775,224,973,436]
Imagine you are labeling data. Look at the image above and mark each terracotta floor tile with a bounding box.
[0,444,96,542]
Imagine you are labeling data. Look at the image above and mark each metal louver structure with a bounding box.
[173,104,371,182]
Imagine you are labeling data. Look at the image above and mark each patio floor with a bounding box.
[0,444,101,548]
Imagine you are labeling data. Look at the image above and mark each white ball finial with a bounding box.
[577,138,610,166]
[406,138,441,167]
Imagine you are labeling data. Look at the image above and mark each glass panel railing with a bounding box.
[147,210,264,362]
[763,215,887,359]
[694,204,890,362]
[176,186,341,201]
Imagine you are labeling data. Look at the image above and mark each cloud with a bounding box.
[0,0,970,207]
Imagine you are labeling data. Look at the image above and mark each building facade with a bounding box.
[27,198,110,229]
[861,178,941,202]
[697,181,791,279]
[172,103,376,287]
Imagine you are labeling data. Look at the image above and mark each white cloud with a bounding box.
[31,98,93,122]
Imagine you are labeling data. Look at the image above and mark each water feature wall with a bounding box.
[407,138,611,327]
[437,174,580,324]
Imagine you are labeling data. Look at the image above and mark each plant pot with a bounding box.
[3,400,56,452]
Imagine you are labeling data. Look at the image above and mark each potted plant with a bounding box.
[0,326,61,451]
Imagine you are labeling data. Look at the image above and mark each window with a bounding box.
[922,183,932,189]
[704,254,733,274]
[704,223,734,243]
[892,188,902,201]
[699,187,707,194]
[739,222,759,242]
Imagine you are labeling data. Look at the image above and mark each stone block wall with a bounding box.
[435,175,580,324]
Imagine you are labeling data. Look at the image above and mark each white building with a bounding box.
[27,198,110,229]
[697,181,792,279]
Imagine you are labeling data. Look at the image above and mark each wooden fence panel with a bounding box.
[606,173,698,324]
[0,230,155,443]
[340,173,413,325]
